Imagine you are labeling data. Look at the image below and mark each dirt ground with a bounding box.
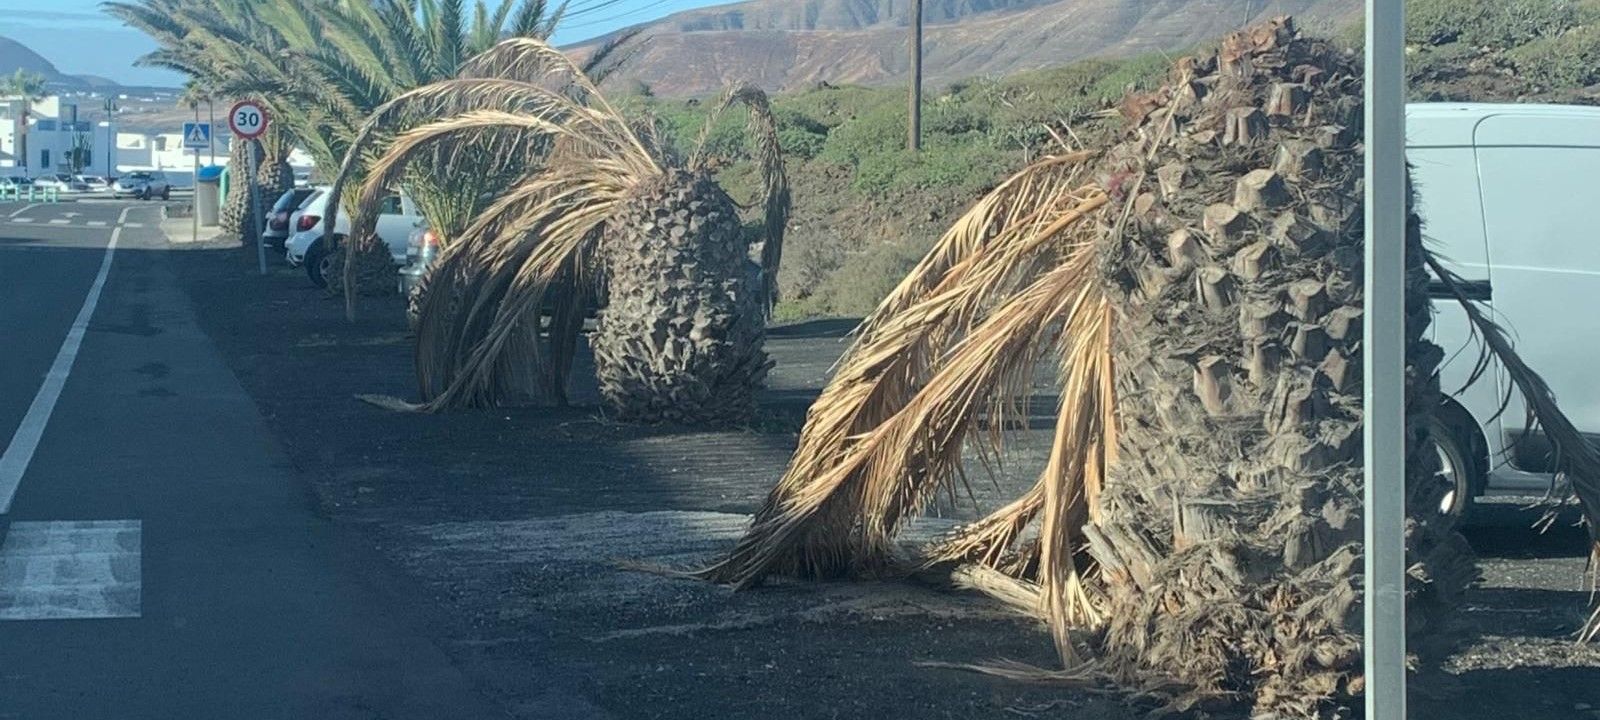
[167,237,1600,719]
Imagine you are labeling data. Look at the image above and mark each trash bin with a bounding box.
[196,165,224,227]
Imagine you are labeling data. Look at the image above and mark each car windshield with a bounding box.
[125,173,152,181]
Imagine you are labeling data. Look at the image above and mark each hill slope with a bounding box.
[575,0,1361,96]
[0,36,121,89]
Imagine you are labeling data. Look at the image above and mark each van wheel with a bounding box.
[1428,414,1484,523]
[305,242,331,288]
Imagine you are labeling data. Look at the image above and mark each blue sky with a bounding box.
[0,0,719,87]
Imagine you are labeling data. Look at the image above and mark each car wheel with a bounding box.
[305,242,330,288]
[1427,415,1483,523]
[161,186,170,200]
[139,188,150,201]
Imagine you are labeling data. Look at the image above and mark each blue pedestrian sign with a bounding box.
[182,122,211,149]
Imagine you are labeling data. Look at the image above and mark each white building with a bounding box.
[3,93,316,186]
[0,95,105,178]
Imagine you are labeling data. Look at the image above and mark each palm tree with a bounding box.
[105,0,582,249]
[3,70,49,174]
[692,19,1600,714]
[332,38,788,424]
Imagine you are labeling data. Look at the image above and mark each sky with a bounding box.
[0,0,721,88]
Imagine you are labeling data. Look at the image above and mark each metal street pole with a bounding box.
[248,143,266,274]
[192,146,199,244]
[908,0,923,152]
[1364,0,1407,718]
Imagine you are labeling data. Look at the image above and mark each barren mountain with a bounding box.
[575,0,1360,96]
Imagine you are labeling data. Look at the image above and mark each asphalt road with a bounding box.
[0,200,505,719]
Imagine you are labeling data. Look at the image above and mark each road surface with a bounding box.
[0,200,505,719]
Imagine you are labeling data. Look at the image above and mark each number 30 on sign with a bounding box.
[228,100,269,139]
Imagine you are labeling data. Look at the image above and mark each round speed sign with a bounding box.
[228,100,269,139]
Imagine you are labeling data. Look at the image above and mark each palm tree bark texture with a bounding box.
[692,17,1600,716]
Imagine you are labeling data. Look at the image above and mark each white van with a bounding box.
[1411,103,1600,517]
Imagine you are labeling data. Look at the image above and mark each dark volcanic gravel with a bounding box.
[168,237,1600,719]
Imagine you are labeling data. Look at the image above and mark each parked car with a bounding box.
[262,187,317,251]
[33,173,92,193]
[284,187,422,287]
[0,175,34,188]
[74,175,114,193]
[396,220,440,298]
[113,170,172,200]
[1415,103,1600,520]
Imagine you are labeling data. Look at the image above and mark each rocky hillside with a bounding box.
[574,0,1361,96]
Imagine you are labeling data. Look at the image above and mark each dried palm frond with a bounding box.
[689,83,791,310]
[335,37,786,424]
[693,155,1108,588]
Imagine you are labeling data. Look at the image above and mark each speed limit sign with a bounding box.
[228,100,269,139]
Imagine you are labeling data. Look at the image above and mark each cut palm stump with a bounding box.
[331,39,791,425]
[694,17,1600,716]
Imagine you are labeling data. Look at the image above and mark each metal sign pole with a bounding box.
[192,148,199,243]
[248,145,265,275]
[1364,0,1407,718]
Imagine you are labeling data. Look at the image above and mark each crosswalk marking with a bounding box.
[86,221,107,227]
[48,219,69,225]
[12,218,32,223]
[0,520,142,621]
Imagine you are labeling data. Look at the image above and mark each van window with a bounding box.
[378,195,402,214]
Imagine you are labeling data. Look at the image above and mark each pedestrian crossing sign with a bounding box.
[183,122,211,149]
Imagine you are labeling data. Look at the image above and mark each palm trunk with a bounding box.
[220,138,261,237]
[1078,22,1471,711]
[591,169,771,424]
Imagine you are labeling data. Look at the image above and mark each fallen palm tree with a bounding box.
[332,38,790,425]
[693,17,1600,715]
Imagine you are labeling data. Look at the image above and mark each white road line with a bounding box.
[123,222,145,228]
[7,203,39,218]
[12,218,33,223]
[86,221,107,227]
[0,206,134,514]
[48,219,69,225]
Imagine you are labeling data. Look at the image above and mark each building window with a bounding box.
[41,149,49,168]
[37,119,56,132]
[153,136,167,152]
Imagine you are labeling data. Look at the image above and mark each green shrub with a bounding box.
[851,143,1014,196]
[818,103,908,166]
[778,127,827,159]
[798,239,933,318]
[1509,23,1600,86]
[1408,0,1577,48]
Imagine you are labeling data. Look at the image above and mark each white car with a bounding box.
[1416,103,1600,518]
[284,186,422,287]
[74,175,114,193]
[32,173,91,193]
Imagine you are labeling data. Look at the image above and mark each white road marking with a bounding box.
[86,221,107,227]
[123,222,145,228]
[7,203,39,218]
[62,212,80,219]
[12,218,33,223]
[0,520,142,621]
[47,219,69,225]
[0,206,134,514]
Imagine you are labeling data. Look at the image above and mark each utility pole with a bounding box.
[103,96,116,179]
[908,0,923,152]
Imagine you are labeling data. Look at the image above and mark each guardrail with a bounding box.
[0,186,62,203]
